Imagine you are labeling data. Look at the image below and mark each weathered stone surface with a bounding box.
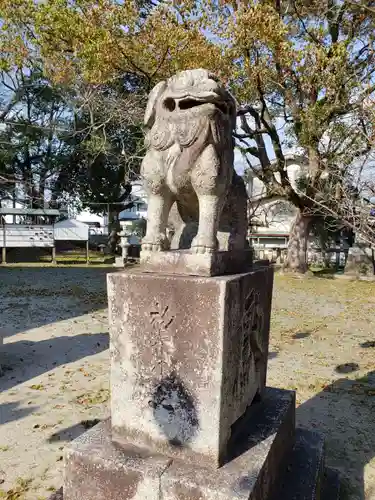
[63,419,172,500]
[270,428,325,500]
[140,68,248,255]
[49,488,63,500]
[140,249,252,277]
[108,266,274,468]
[321,468,341,500]
[61,388,295,500]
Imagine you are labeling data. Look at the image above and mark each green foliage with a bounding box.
[128,218,147,237]
[0,65,146,215]
[0,68,73,207]
[56,77,146,214]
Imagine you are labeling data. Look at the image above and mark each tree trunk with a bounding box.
[283,211,312,273]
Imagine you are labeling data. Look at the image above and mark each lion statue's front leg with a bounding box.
[140,149,173,252]
[190,143,226,254]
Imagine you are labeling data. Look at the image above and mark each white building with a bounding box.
[119,181,148,221]
[246,154,307,248]
[73,181,148,234]
[0,198,28,223]
[76,210,106,234]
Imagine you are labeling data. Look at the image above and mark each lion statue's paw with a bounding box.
[141,234,170,252]
[191,235,218,254]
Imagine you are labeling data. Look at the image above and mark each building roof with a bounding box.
[119,211,145,221]
[0,207,60,216]
[249,232,289,237]
[131,197,147,204]
[54,218,89,228]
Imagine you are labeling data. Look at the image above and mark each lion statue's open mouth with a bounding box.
[163,96,229,114]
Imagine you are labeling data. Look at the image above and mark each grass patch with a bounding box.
[29,384,45,391]
[75,388,110,407]
[0,477,33,500]
[39,250,114,265]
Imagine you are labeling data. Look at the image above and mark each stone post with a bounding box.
[114,221,131,267]
[108,265,273,468]
[344,239,375,278]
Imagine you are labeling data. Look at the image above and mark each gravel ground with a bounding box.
[0,267,374,500]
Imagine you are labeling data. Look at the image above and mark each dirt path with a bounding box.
[0,268,111,499]
[268,275,375,500]
[0,269,374,499]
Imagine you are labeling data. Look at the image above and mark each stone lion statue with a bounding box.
[141,68,248,254]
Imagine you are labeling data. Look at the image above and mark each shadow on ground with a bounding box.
[268,351,279,360]
[292,331,312,340]
[48,419,102,443]
[360,340,375,349]
[297,370,375,500]
[0,401,38,425]
[0,267,116,338]
[0,332,109,391]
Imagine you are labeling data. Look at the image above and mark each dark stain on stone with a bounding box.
[150,371,199,447]
[335,362,360,374]
[236,475,255,492]
[48,487,63,500]
[173,482,205,500]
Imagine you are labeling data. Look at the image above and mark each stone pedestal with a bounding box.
[56,260,337,500]
[140,249,253,277]
[107,266,273,468]
[63,388,295,500]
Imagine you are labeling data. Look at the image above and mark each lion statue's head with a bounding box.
[144,69,237,151]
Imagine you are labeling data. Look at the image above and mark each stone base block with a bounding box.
[321,468,341,500]
[108,267,273,468]
[63,419,172,500]
[62,388,295,500]
[139,249,253,277]
[270,428,325,500]
[160,388,295,500]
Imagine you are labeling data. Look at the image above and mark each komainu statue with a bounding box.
[141,69,248,254]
